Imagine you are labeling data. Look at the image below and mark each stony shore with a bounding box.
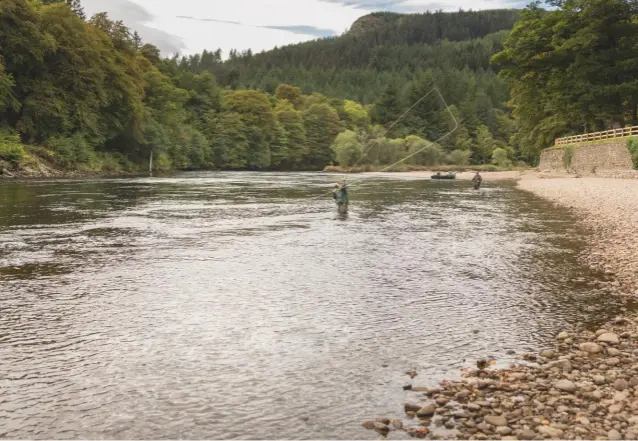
[364,316,638,440]
[361,173,638,440]
[518,177,638,295]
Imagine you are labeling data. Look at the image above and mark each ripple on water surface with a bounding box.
[0,171,634,439]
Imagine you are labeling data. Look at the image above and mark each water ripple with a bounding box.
[0,172,635,439]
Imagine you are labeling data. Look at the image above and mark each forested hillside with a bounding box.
[179,9,526,166]
[0,1,525,175]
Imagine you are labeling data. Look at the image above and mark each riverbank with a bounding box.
[518,177,638,296]
[360,173,638,440]
[364,315,638,440]
[324,165,529,174]
[364,170,528,181]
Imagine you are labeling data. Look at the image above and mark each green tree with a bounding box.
[491,147,512,167]
[404,135,443,166]
[374,83,403,131]
[275,84,304,110]
[475,125,495,164]
[222,89,277,169]
[343,99,371,131]
[302,103,344,169]
[274,99,307,169]
[331,130,364,167]
[492,0,638,158]
[446,149,472,165]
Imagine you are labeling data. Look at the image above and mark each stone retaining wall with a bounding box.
[539,140,635,174]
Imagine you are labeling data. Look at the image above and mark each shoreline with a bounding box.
[362,172,638,440]
[518,176,638,296]
[363,314,638,440]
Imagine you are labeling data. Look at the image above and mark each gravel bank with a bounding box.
[360,174,638,440]
[518,177,638,295]
[363,316,638,440]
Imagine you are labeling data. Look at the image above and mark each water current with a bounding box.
[0,172,633,439]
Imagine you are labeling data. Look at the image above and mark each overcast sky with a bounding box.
[82,0,526,58]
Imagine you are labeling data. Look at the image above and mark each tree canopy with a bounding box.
[7,1,629,172]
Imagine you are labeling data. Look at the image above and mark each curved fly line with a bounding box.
[311,86,459,200]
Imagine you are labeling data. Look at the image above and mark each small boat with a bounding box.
[431,172,457,180]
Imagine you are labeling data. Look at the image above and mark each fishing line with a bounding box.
[308,86,459,200]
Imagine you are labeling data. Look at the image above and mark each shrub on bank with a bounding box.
[627,137,638,169]
[0,131,25,165]
[563,145,574,169]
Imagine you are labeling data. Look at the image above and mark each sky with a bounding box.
[82,0,526,59]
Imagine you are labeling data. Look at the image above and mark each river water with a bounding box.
[0,172,633,439]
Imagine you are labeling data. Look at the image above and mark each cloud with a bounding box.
[319,0,526,12]
[81,0,526,58]
[262,26,337,38]
[82,0,187,55]
[176,16,337,38]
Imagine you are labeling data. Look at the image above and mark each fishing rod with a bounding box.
[309,86,459,200]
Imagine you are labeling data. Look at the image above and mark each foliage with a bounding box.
[1,2,527,173]
[179,9,523,163]
[491,147,512,167]
[331,130,364,167]
[0,130,25,165]
[446,149,472,165]
[563,145,574,169]
[492,0,638,159]
[627,138,638,169]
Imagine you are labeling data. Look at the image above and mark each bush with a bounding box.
[0,131,25,165]
[446,149,472,165]
[45,133,95,168]
[627,138,638,169]
[405,135,443,166]
[562,145,573,169]
[491,147,512,167]
[331,130,364,167]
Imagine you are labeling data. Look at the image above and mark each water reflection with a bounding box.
[0,172,634,439]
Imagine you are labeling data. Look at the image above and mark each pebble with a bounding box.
[540,349,555,359]
[614,379,629,391]
[608,429,622,440]
[598,333,620,344]
[537,425,564,438]
[580,342,603,353]
[518,429,537,440]
[362,420,376,429]
[416,405,436,418]
[557,331,570,340]
[554,379,577,393]
[484,415,508,427]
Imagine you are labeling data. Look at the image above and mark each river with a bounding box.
[0,171,633,439]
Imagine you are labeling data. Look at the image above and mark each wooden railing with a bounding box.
[554,126,638,146]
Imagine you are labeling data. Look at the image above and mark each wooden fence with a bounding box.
[554,126,638,146]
